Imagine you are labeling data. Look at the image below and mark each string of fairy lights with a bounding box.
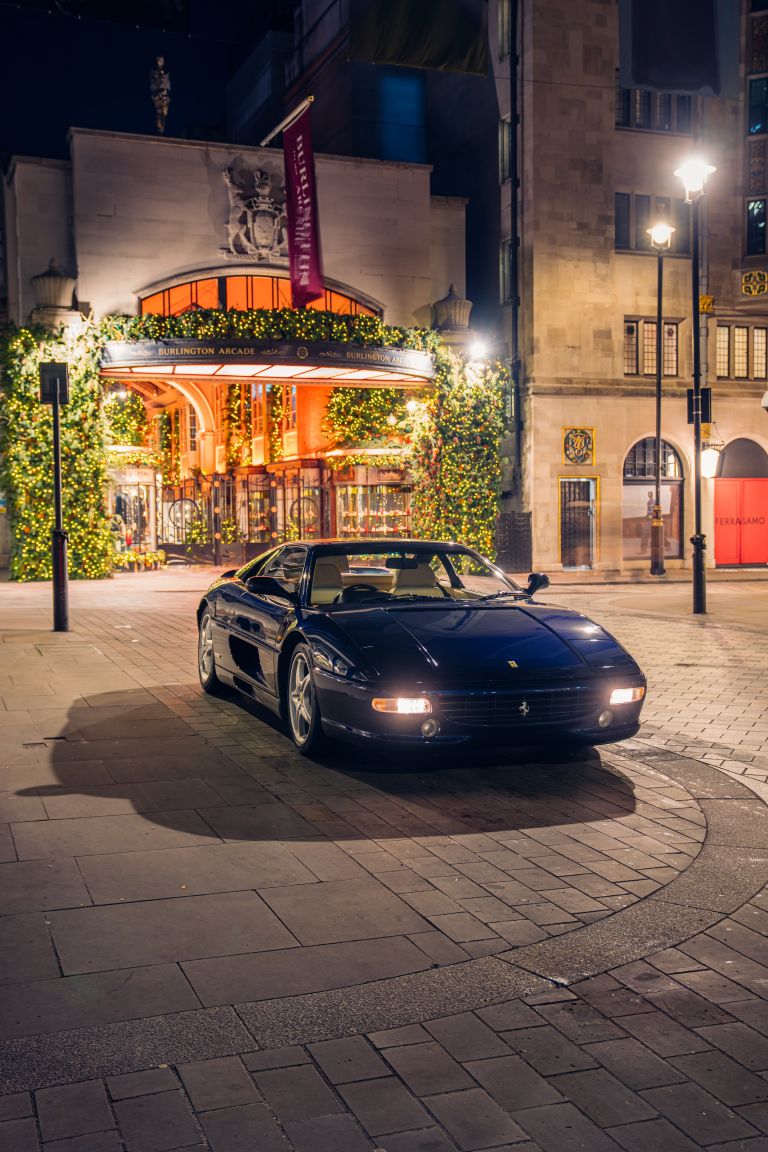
[0,311,506,580]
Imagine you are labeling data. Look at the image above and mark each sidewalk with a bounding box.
[0,571,767,1150]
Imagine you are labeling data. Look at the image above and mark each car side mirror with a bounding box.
[526,572,550,597]
[245,575,298,604]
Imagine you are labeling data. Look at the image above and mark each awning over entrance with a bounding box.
[101,338,435,387]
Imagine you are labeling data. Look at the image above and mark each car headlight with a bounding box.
[372,697,432,715]
[609,686,646,705]
[310,643,354,678]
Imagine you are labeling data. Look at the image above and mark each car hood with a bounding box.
[333,601,640,683]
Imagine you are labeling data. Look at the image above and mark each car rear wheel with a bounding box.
[287,643,324,754]
[198,609,223,694]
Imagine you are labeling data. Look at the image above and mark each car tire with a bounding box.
[286,643,324,754]
[198,609,224,694]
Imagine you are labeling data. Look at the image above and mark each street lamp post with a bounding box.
[675,157,716,615]
[647,221,675,577]
[38,362,70,632]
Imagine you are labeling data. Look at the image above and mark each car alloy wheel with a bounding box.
[198,610,221,693]
[287,643,323,753]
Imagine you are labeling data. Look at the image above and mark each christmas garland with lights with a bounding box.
[101,308,440,351]
[103,388,149,446]
[409,351,505,556]
[155,410,180,485]
[0,324,113,580]
[1,311,504,579]
[226,381,251,466]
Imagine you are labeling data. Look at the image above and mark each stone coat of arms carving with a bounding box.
[222,158,288,263]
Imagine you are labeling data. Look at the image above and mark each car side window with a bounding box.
[261,546,308,590]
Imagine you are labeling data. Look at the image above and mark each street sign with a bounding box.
[687,386,711,424]
[39,362,70,405]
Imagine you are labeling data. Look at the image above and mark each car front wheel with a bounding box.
[198,609,222,694]
[287,643,324,754]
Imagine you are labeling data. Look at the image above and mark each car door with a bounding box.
[211,548,278,680]
[238,545,307,697]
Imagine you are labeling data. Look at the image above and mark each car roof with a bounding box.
[283,539,479,552]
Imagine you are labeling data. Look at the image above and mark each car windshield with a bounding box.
[308,546,522,607]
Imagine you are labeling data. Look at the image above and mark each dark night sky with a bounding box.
[0,1,292,160]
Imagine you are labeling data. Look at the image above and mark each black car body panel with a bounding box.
[197,539,646,749]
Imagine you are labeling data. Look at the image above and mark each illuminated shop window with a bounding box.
[623,438,684,561]
[140,275,378,317]
[336,485,411,538]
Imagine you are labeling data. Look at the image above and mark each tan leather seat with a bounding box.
[391,561,445,598]
[310,557,346,604]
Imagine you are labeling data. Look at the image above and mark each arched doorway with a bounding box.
[714,438,768,566]
[622,438,684,561]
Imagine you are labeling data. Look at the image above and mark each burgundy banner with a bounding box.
[283,106,324,309]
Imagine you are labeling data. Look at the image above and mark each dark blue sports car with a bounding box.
[197,539,646,754]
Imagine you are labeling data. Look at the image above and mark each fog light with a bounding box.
[421,718,440,738]
[609,686,646,705]
[372,697,432,714]
[598,709,614,728]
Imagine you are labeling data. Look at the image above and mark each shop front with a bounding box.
[100,334,434,561]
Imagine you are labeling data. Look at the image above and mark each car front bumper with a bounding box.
[314,671,646,748]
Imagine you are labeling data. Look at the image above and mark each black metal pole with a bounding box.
[51,382,69,632]
[650,246,666,576]
[691,198,706,614]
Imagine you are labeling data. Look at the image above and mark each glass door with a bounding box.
[560,478,596,568]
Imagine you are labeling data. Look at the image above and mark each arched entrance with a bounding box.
[622,438,684,561]
[100,329,435,564]
[713,438,768,566]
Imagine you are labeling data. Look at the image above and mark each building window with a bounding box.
[748,198,767,254]
[498,0,512,57]
[616,77,693,134]
[734,326,749,377]
[141,275,378,317]
[500,239,514,302]
[623,439,684,560]
[750,76,768,134]
[498,117,513,183]
[283,385,297,432]
[756,326,768,377]
[716,326,730,377]
[716,324,768,379]
[188,406,198,452]
[615,193,690,254]
[378,70,426,164]
[623,321,639,374]
[251,382,265,436]
[624,320,679,376]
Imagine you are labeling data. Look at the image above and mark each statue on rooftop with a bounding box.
[150,56,171,135]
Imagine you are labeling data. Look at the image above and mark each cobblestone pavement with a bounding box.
[0,571,766,1151]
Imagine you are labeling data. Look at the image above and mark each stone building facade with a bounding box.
[496,0,768,573]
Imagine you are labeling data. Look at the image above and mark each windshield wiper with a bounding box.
[475,590,525,600]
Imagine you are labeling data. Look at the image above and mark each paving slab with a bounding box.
[12,811,221,859]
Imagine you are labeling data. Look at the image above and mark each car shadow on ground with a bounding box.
[17,688,638,841]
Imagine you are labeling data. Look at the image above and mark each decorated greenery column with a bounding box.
[409,351,505,556]
[0,325,113,580]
